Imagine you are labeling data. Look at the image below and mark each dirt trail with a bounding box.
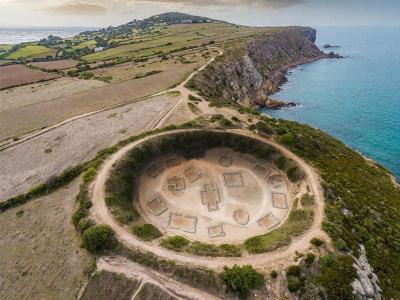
[97,256,221,300]
[91,128,329,271]
[152,48,223,129]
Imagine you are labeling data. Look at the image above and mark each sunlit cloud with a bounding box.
[47,3,108,15]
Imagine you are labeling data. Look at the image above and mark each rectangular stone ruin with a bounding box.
[148,197,168,216]
[200,183,221,211]
[258,213,279,229]
[253,163,271,179]
[166,156,181,167]
[167,213,198,233]
[223,172,245,187]
[208,224,225,238]
[184,166,202,183]
[272,192,288,209]
[146,163,164,178]
[167,177,185,191]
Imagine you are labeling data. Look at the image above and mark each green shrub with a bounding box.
[270,270,278,278]
[287,166,304,182]
[310,237,324,247]
[161,236,190,251]
[82,225,114,253]
[132,224,162,241]
[221,265,263,299]
[286,265,301,277]
[305,253,316,267]
[316,255,356,299]
[188,94,202,102]
[300,194,314,207]
[276,155,287,170]
[78,218,95,233]
[287,275,301,292]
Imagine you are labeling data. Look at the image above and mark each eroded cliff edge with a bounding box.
[190,27,336,108]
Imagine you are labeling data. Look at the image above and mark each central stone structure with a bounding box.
[200,183,221,211]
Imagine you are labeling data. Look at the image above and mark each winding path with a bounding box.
[90,128,329,271]
[97,256,220,300]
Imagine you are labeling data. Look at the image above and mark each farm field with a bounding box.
[6,44,56,60]
[0,178,92,300]
[0,60,203,140]
[31,59,78,70]
[0,77,107,113]
[0,93,179,200]
[0,64,59,90]
[81,23,270,62]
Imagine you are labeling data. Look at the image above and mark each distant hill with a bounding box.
[142,12,220,25]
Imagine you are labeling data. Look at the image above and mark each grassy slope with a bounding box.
[81,23,271,62]
[266,118,400,298]
[7,44,55,59]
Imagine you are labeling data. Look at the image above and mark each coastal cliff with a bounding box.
[190,27,335,107]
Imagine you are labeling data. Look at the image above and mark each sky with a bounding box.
[0,0,399,28]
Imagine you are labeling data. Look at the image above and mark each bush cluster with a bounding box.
[221,265,263,299]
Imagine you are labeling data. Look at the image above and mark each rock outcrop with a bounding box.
[352,245,382,300]
[191,27,332,107]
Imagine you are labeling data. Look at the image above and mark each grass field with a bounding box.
[6,44,56,60]
[81,23,269,62]
[72,40,96,50]
[0,44,13,52]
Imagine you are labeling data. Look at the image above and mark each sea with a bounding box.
[261,26,400,179]
[0,27,98,44]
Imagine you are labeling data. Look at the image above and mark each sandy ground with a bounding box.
[0,178,92,300]
[0,93,179,201]
[97,257,220,300]
[138,148,293,244]
[90,128,329,271]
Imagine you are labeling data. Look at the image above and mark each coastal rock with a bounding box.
[352,245,382,300]
[323,43,340,49]
[192,27,333,107]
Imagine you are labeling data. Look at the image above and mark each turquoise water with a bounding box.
[261,27,400,178]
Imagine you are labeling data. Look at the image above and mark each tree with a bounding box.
[82,225,114,253]
[221,265,263,299]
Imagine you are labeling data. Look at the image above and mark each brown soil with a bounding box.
[31,59,78,70]
[0,64,59,90]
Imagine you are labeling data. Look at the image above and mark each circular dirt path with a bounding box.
[91,128,329,271]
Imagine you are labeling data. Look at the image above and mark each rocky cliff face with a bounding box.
[192,27,330,107]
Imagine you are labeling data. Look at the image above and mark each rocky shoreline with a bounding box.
[190,27,342,108]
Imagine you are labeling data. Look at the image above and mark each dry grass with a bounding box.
[81,271,140,300]
[0,64,59,90]
[0,94,178,201]
[0,178,92,300]
[0,77,107,114]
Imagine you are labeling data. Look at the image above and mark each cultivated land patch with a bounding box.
[138,148,293,243]
[0,77,106,114]
[0,178,91,300]
[0,64,59,90]
[31,59,78,70]
[0,93,179,201]
[0,60,201,140]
